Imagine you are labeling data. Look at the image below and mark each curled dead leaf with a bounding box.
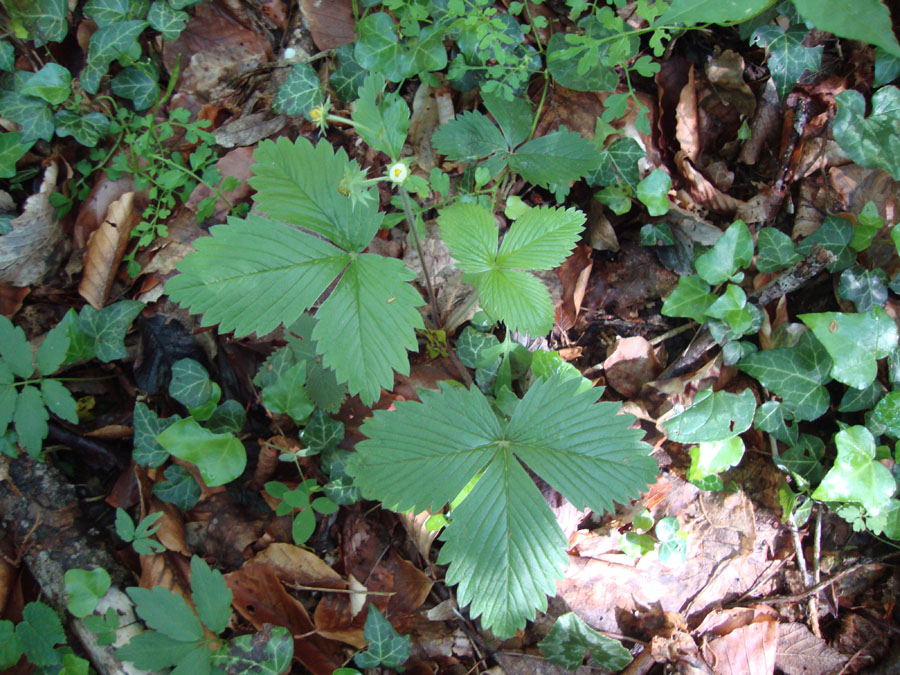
[79,191,139,309]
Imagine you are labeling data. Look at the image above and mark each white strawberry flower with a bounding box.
[387,162,409,185]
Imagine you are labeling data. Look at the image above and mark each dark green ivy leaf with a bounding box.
[273,62,323,117]
[54,111,110,147]
[354,605,410,669]
[752,25,822,100]
[538,612,631,670]
[153,464,201,510]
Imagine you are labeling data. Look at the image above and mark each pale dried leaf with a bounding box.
[706,50,756,118]
[676,66,700,162]
[603,336,663,398]
[79,191,139,309]
[348,573,367,617]
[214,113,287,148]
[409,83,441,171]
[301,0,355,50]
[73,172,136,249]
[398,508,441,561]
[776,622,846,675]
[738,79,781,166]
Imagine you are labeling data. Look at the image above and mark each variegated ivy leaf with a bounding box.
[81,20,148,94]
[752,25,822,100]
[111,65,160,110]
[84,0,150,27]
[273,62,323,117]
[148,0,188,41]
[54,111,110,148]
[9,0,68,46]
[0,90,53,143]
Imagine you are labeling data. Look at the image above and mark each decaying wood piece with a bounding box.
[0,455,162,675]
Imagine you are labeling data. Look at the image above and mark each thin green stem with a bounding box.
[400,188,442,328]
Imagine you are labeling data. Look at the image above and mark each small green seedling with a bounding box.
[115,508,165,555]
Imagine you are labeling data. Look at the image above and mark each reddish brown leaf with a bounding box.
[0,283,29,317]
[72,172,136,249]
[603,336,663,398]
[301,0,355,50]
[78,191,139,309]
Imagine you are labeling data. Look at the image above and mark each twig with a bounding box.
[810,505,823,637]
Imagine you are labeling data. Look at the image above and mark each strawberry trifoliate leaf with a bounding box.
[508,130,600,190]
[350,375,656,637]
[351,73,410,162]
[0,316,33,378]
[189,556,232,635]
[165,214,349,337]
[126,586,204,643]
[312,253,424,405]
[438,202,584,336]
[248,137,382,252]
[431,110,509,162]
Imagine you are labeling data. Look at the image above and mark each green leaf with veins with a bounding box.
[117,631,201,670]
[546,31,619,93]
[695,220,753,284]
[875,47,900,87]
[349,376,656,637]
[260,361,314,424]
[148,0,188,40]
[792,0,900,57]
[508,129,600,191]
[111,66,159,110]
[688,436,745,481]
[455,326,501,369]
[36,318,71,376]
[739,331,831,421]
[838,265,888,312]
[212,625,293,674]
[483,90,533,149]
[20,63,71,105]
[54,111,111,147]
[405,23,447,74]
[273,62,323,117]
[801,307,899,389]
[833,86,900,180]
[13,386,48,458]
[0,42,12,72]
[152,464,201,510]
[636,169,671,216]
[206,399,245,435]
[871,391,900,438]
[41,379,78,424]
[155,417,246,487]
[756,227,801,273]
[351,73,410,162]
[432,110,508,162]
[8,0,68,45]
[659,0,775,25]
[169,358,217,410]
[539,612,631,670]
[775,434,824,490]
[797,216,855,271]
[84,0,147,26]
[439,202,584,336]
[330,44,366,102]
[301,409,344,453]
[190,556,232,634]
[127,586,204,642]
[16,602,65,666]
[663,387,756,444]
[588,137,643,188]
[661,275,715,323]
[754,400,798,444]
[133,402,179,468]
[354,605,410,669]
[81,20,149,94]
[0,315,34,378]
[76,300,144,362]
[0,91,53,143]
[354,12,413,82]
[0,132,33,179]
[752,25,822,100]
[65,568,111,618]
[812,426,897,516]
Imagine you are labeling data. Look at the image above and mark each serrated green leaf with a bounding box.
[0,132,33,179]
[211,625,293,674]
[115,508,135,541]
[330,44,366,101]
[148,0,188,40]
[353,605,410,669]
[793,0,900,57]
[117,630,201,669]
[663,387,756,443]
[189,556,232,635]
[36,320,71,376]
[127,586,204,642]
[509,130,600,190]
[305,360,346,413]
[483,90,533,149]
[273,62,323,117]
[133,402,178,467]
[695,220,753,284]
[0,385,16,437]
[249,136,382,251]
[54,110,110,148]
[153,464,201,510]
[838,265,888,312]
[752,25,822,100]
[65,568,112,618]
[0,315,34,378]
[351,73,410,162]
[20,62,71,105]
[497,206,585,270]
[169,358,216,409]
[351,376,654,637]
[756,227,800,273]
[833,87,900,180]
[205,399,245,435]
[111,65,159,109]
[739,331,831,420]
[77,300,144,362]
[812,426,897,515]
[432,110,508,162]
[166,214,349,337]
[156,417,246,487]
[547,32,619,93]
[41,379,78,424]
[13,385,48,458]
[312,254,424,404]
[539,612,631,670]
[353,12,413,82]
[660,0,774,25]
[801,307,899,389]
[8,0,68,45]
[0,90,53,143]
[661,275,715,323]
[81,20,149,94]
[17,602,65,666]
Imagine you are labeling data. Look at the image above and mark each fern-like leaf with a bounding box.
[349,376,657,637]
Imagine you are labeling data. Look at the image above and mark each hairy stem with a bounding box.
[400,188,442,328]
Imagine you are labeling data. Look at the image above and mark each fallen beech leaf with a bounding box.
[73,172,136,249]
[409,84,441,171]
[775,622,847,675]
[706,50,756,118]
[603,336,663,398]
[149,498,190,556]
[301,0,355,50]
[214,113,287,148]
[0,162,66,286]
[398,508,441,561]
[676,65,700,162]
[79,191,139,309]
[249,542,345,589]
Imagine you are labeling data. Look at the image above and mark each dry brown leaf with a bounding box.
[677,65,701,162]
[739,78,781,166]
[85,424,133,440]
[409,83,441,171]
[0,283,29,317]
[0,162,66,286]
[148,498,190,556]
[705,50,756,118]
[79,191,139,309]
[214,113,286,148]
[398,509,441,561]
[301,0,355,50]
[186,146,254,222]
[73,172,136,249]
[587,200,619,252]
[701,608,777,675]
[603,336,663,398]
[675,151,746,214]
[249,542,345,589]
[775,622,847,675]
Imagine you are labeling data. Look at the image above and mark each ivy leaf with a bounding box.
[212,625,293,674]
[260,360,314,424]
[8,0,68,46]
[155,417,246,487]
[508,129,600,191]
[663,387,756,443]
[838,265,888,312]
[0,43,12,72]
[351,73,410,162]
[812,426,897,516]
[127,586,204,643]
[695,220,753,284]
[875,47,900,87]
[54,111,110,147]
[349,376,656,637]
[636,169,671,216]
[273,62,323,117]
[661,275,715,323]
[13,386,48,458]
[839,381,882,413]
[756,227,800,273]
[660,0,775,25]
[77,300,144,362]
[205,399,246,435]
[300,409,344,453]
[41,379,78,424]
[588,137,643,188]
[20,63,71,105]
[796,216,855,272]
[190,556,232,635]
[753,401,798,445]
[148,0,188,40]
[0,315,34,378]
[405,23,447,74]
[354,605,410,669]
[353,12,412,82]
[133,402,178,467]
[249,136,382,252]
[0,90,53,143]
[539,613,631,670]
[439,202,584,336]
[688,436,745,481]
[739,331,831,421]
[111,66,159,110]
[870,390,900,438]
[0,132,33,179]
[833,87,900,180]
[792,0,900,58]
[84,0,148,27]
[330,44,366,101]
[455,326,501,369]
[801,307,899,389]
[169,358,216,410]
[152,464,201,510]
[81,20,148,94]
[752,25,822,100]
